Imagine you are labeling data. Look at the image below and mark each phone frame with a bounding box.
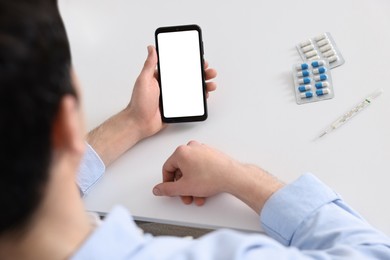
[155,24,208,123]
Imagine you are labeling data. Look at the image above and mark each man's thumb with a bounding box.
[153,182,180,197]
[141,45,157,76]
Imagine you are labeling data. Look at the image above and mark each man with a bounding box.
[0,1,389,259]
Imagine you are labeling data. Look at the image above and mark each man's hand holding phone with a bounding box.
[129,45,217,138]
[155,25,211,123]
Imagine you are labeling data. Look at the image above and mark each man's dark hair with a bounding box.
[0,0,76,234]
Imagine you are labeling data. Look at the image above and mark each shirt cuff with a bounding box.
[77,143,106,196]
[260,173,339,246]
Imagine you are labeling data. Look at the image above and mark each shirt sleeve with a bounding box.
[76,143,105,196]
[260,173,390,258]
[72,173,390,260]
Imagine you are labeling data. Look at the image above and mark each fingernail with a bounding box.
[147,46,152,55]
[153,187,161,196]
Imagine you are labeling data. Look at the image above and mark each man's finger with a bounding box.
[206,82,217,92]
[194,197,206,206]
[153,181,182,197]
[181,196,193,205]
[205,68,217,81]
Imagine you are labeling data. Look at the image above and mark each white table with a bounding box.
[60,0,390,234]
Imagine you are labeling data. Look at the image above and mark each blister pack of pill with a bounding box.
[293,60,334,104]
[297,32,344,69]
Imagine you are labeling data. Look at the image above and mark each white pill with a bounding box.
[308,55,321,61]
[324,50,335,58]
[314,34,327,42]
[317,39,329,47]
[328,55,339,63]
[319,44,332,53]
[302,44,314,53]
[300,40,312,48]
[305,50,318,58]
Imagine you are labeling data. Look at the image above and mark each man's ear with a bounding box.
[52,95,84,155]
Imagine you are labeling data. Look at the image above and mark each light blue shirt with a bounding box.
[74,144,390,259]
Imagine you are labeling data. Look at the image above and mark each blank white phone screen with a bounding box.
[158,30,204,118]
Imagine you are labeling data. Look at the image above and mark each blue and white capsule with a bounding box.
[298,77,311,84]
[297,70,310,77]
[315,81,329,89]
[316,88,330,96]
[298,85,311,92]
[296,63,309,71]
[314,74,328,81]
[313,67,327,74]
[311,60,325,68]
[300,91,313,99]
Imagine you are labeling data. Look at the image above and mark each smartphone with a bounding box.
[155,24,207,123]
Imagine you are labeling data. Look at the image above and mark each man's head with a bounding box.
[0,0,81,234]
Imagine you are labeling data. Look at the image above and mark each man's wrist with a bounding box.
[225,164,284,214]
[118,108,145,141]
[86,109,144,166]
